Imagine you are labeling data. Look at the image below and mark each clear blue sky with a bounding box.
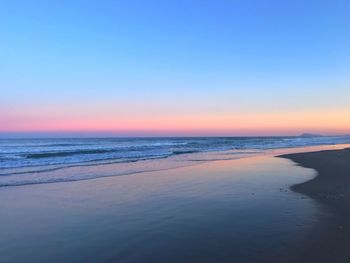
[1,0,350,136]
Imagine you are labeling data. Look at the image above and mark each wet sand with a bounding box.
[1,148,350,262]
[0,156,323,263]
[280,148,350,262]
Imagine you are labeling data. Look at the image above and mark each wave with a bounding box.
[0,154,172,177]
[27,143,92,147]
[172,150,200,155]
[1,136,350,187]
[22,149,114,159]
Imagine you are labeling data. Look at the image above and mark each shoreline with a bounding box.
[0,154,319,263]
[1,147,350,262]
[280,148,350,207]
[2,143,350,188]
[280,148,350,262]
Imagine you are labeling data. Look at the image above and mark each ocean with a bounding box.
[1,136,350,186]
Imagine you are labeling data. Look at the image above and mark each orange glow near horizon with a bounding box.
[2,1,350,138]
[2,109,350,136]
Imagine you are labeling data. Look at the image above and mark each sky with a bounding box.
[1,0,350,137]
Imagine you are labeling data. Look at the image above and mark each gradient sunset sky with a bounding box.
[1,0,350,137]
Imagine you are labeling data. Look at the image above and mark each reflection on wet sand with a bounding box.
[0,154,332,263]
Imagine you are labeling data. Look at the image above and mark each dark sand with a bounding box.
[280,148,350,263]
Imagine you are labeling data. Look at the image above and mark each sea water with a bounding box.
[1,136,350,186]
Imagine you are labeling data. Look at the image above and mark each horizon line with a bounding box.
[0,132,348,139]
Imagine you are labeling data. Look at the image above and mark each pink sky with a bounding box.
[2,106,349,136]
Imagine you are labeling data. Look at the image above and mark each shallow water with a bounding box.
[1,137,350,187]
[4,136,349,170]
[0,156,333,263]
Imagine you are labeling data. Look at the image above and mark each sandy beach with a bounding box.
[280,148,350,262]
